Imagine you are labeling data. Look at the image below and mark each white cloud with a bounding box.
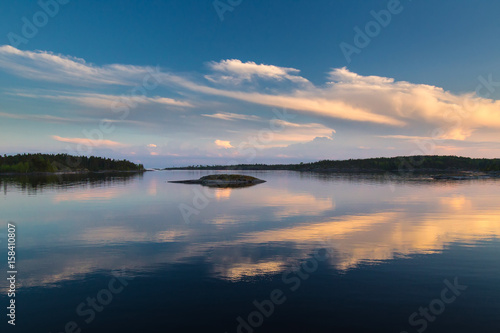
[201,112,261,121]
[0,45,156,86]
[162,71,407,126]
[215,139,233,149]
[2,46,500,149]
[266,121,335,146]
[377,135,435,141]
[206,59,309,84]
[0,111,82,123]
[182,66,500,139]
[149,96,193,107]
[8,91,192,109]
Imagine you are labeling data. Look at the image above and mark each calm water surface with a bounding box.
[1,171,499,332]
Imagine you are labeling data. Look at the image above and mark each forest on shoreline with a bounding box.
[165,156,500,173]
[3,154,500,175]
[0,153,144,173]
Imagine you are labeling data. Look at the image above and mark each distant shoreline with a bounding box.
[164,167,497,173]
[163,155,500,174]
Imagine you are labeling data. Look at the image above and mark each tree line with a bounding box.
[165,156,500,172]
[0,153,144,173]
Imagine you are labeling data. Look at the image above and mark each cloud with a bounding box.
[201,112,261,121]
[8,91,192,109]
[323,67,500,140]
[117,117,338,165]
[205,59,309,84]
[0,111,155,133]
[163,71,407,126]
[196,115,336,148]
[0,45,164,87]
[377,135,435,141]
[147,144,157,148]
[51,135,127,147]
[0,111,85,124]
[263,136,338,160]
[264,121,335,145]
[215,140,233,149]
[2,46,500,149]
[149,96,193,107]
[171,65,500,136]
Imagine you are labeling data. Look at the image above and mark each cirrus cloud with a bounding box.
[0,45,147,86]
[51,135,127,147]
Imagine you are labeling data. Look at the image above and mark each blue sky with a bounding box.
[1,0,500,167]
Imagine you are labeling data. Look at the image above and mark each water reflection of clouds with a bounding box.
[207,188,335,224]
[52,188,121,203]
[214,188,232,201]
[206,206,500,278]
[12,205,500,289]
[76,226,188,245]
[440,195,472,210]
[263,191,335,218]
[3,173,500,290]
[211,259,288,282]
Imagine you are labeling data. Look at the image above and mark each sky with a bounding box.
[0,0,499,168]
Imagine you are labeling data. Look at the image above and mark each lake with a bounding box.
[1,170,499,332]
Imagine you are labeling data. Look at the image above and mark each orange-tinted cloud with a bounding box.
[51,135,127,147]
[215,139,233,149]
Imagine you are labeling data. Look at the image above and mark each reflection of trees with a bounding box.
[0,172,144,195]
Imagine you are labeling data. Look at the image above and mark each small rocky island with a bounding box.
[168,174,266,187]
